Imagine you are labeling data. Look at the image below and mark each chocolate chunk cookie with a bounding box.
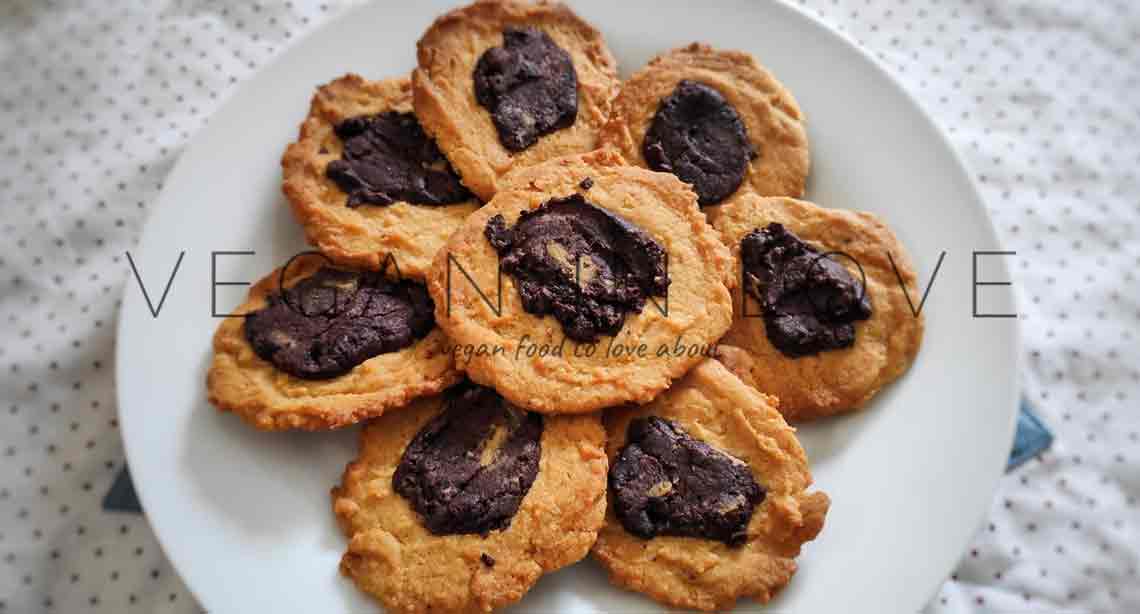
[593,359,829,611]
[282,74,480,279]
[332,384,607,613]
[427,150,734,414]
[712,195,925,421]
[610,416,763,546]
[484,194,670,342]
[393,383,542,535]
[243,267,435,379]
[207,254,462,430]
[600,43,809,210]
[413,0,619,201]
[473,27,578,152]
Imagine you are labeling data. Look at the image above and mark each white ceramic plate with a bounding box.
[117,1,1019,612]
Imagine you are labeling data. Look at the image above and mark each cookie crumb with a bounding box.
[481,553,496,567]
[579,176,594,190]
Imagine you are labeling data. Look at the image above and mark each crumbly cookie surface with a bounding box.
[413,0,620,201]
[206,254,462,430]
[600,43,809,208]
[712,195,925,421]
[331,391,607,613]
[426,149,734,414]
[282,74,480,279]
[592,359,829,611]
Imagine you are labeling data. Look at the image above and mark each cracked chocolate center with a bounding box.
[610,416,764,546]
[243,267,434,379]
[643,80,754,206]
[473,27,578,152]
[741,223,872,357]
[393,383,543,536]
[326,111,471,207]
[484,194,670,342]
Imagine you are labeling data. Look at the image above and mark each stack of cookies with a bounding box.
[206,1,924,611]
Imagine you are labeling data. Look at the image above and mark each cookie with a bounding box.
[413,0,620,201]
[600,43,809,208]
[712,195,925,421]
[332,382,607,613]
[592,358,829,611]
[426,149,734,414]
[206,253,462,430]
[282,74,481,279]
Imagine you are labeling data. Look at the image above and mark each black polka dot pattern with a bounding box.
[0,1,356,612]
[812,0,1140,611]
[0,0,1137,612]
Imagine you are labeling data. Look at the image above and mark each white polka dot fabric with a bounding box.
[0,0,1136,612]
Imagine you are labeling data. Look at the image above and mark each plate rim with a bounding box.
[115,0,1021,611]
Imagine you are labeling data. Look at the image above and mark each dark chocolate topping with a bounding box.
[325,111,471,207]
[643,80,754,206]
[741,223,872,357]
[610,416,764,546]
[393,383,543,536]
[473,27,578,152]
[243,267,434,379]
[483,194,670,342]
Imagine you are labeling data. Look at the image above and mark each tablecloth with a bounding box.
[0,0,1137,612]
